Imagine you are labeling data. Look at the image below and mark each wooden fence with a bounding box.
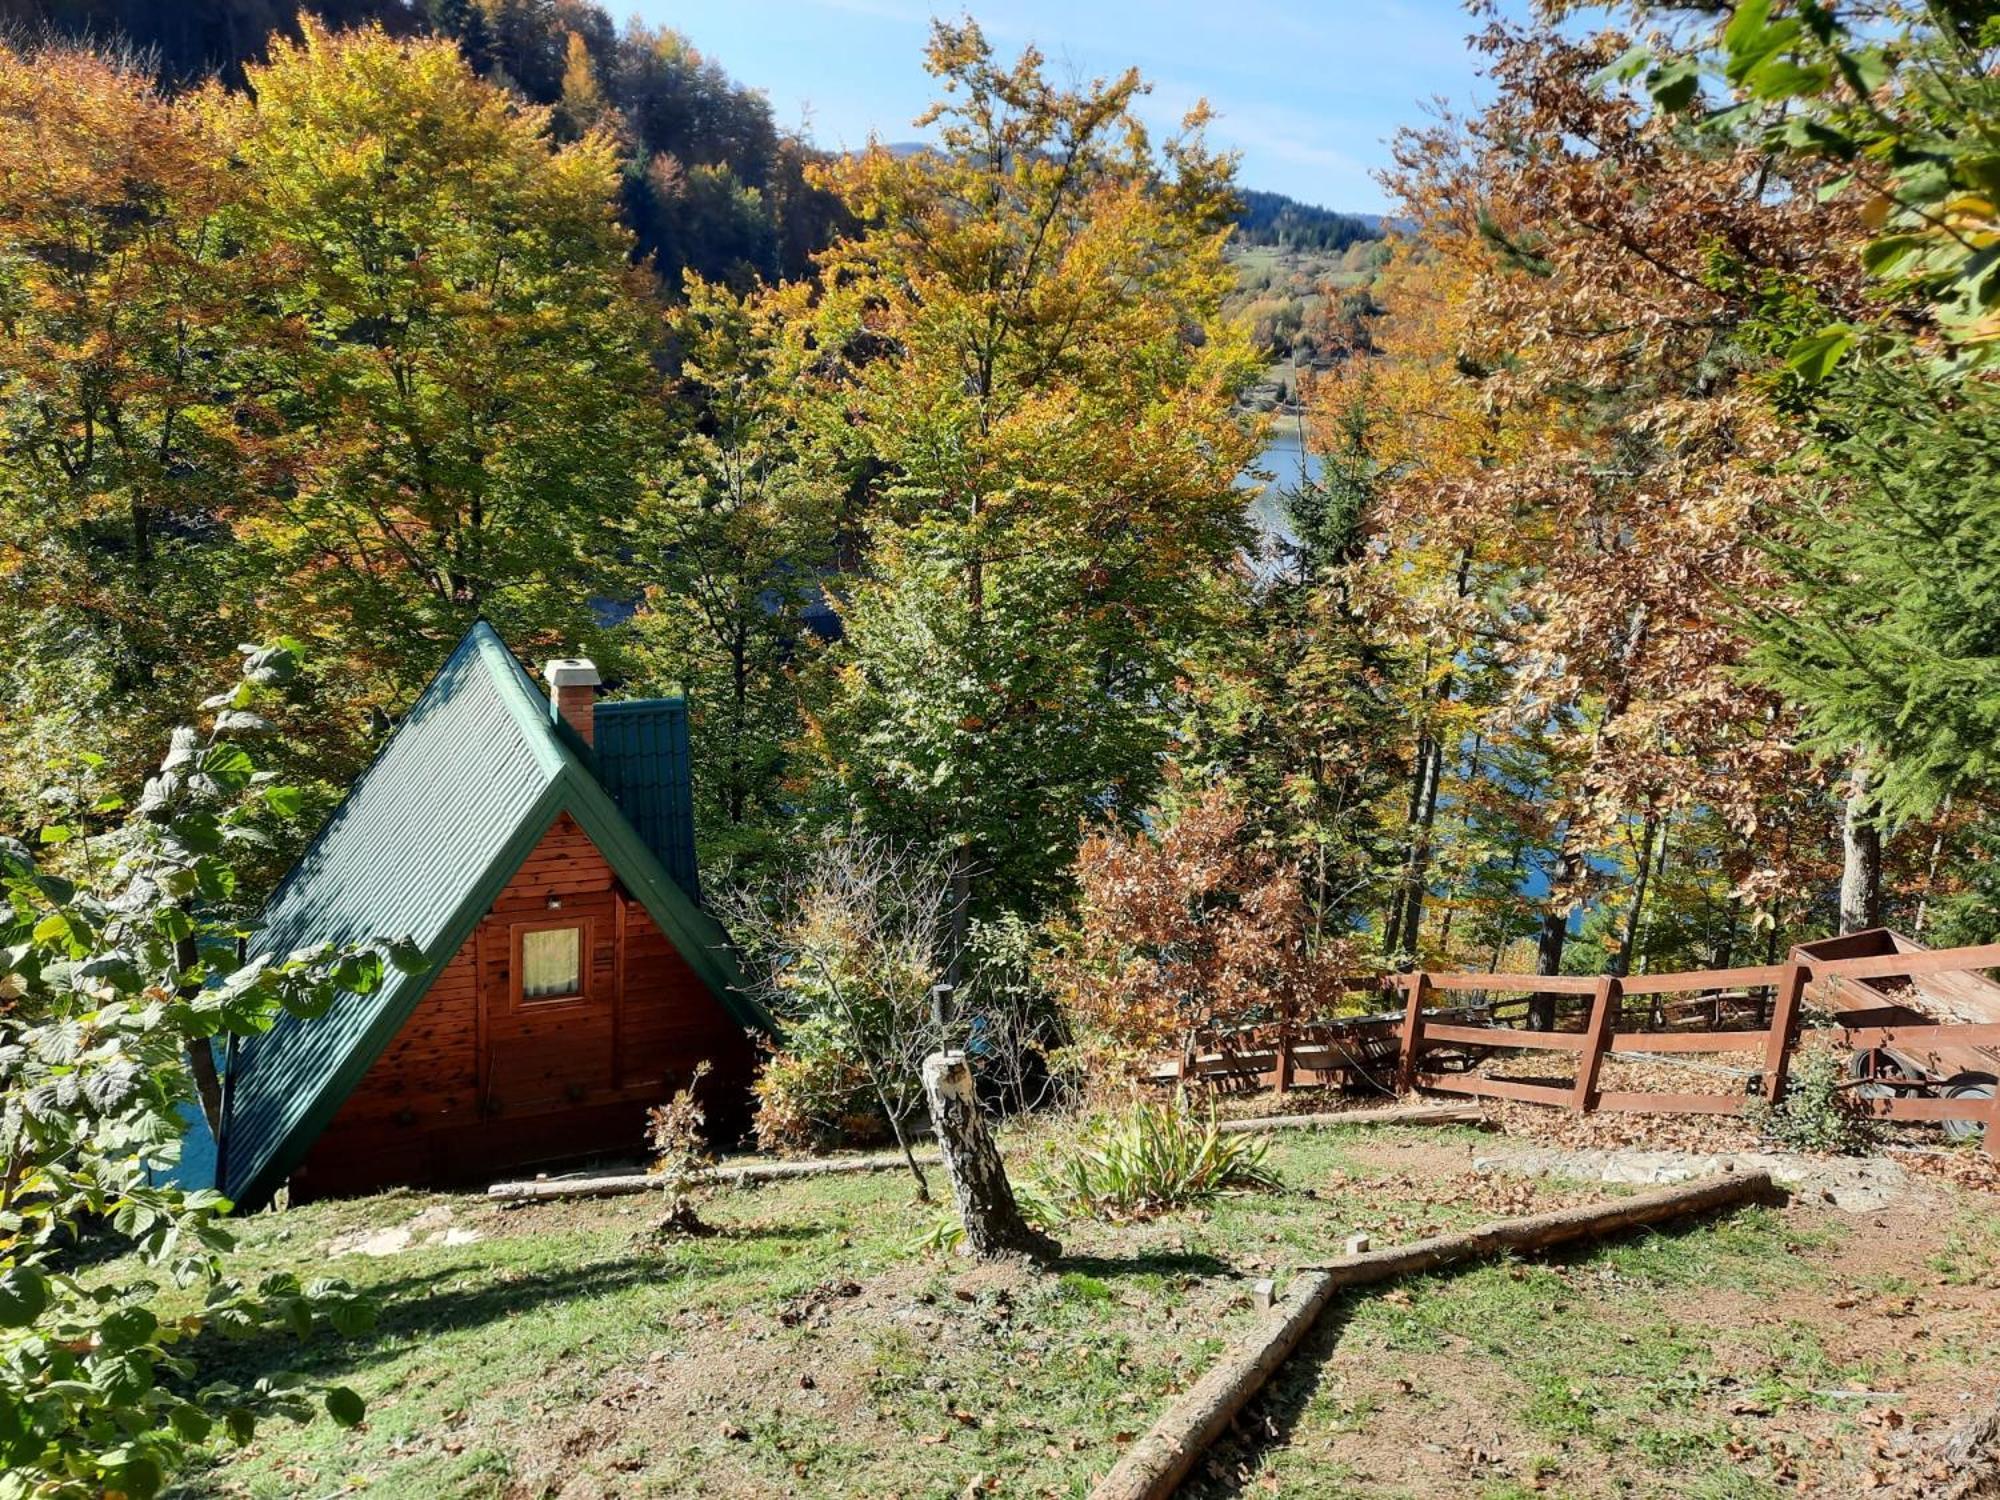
[1168,942,2000,1156]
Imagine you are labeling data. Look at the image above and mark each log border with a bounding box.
[1087,1171,1777,1500]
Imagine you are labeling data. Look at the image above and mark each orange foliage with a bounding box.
[1051,783,1358,1069]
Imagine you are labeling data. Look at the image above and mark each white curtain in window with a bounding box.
[521,926,582,999]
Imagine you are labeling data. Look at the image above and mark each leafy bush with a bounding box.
[0,647,413,1496]
[749,1014,892,1156]
[1033,1091,1282,1221]
[1048,784,1353,1079]
[1747,1043,1878,1155]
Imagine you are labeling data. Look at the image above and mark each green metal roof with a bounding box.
[218,622,767,1209]
[592,698,699,900]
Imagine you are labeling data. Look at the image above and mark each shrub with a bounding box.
[1747,1042,1878,1155]
[1033,1090,1282,1221]
[646,1061,716,1236]
[748,1016,889,1156]
[1048,784,1347,1077]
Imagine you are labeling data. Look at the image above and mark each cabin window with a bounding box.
[520,925,583,1001]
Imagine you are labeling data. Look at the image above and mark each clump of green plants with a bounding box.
[1037,1090,1282,1222]
[1747,1044,1877,1155]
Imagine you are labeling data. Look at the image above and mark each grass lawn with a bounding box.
[159,1125,2000,1499]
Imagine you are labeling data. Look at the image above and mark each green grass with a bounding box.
[139,1125,1976,1498]
[1181,1191,1841,1500]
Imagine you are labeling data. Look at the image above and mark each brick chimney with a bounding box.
[543,657,601,747]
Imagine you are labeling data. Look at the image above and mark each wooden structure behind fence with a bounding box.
[1168,941,2000,1156]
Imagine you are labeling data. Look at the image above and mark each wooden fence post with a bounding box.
[1396,973,1430,1096]
[1274,1004,1294,1096]
[1762,962,1808,1105]
[1570,975,1620,1114]
[1985,1086,2000,1161]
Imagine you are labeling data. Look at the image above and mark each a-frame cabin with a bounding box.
[217,624,769,1207]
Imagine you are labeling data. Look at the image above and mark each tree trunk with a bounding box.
[1385,733,1441,966]
[186,1040,223,1135]
[177,928,223,1132]
[1530,848,1581,1030]
[1839,757,1883,934]
[1915,793,1953,936]
[921,1051,1058,1262]
[1610,810,1657,979]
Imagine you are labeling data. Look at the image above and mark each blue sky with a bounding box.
[628,1,1509,214]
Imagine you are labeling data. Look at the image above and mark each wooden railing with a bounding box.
[1168,943,2000,1156]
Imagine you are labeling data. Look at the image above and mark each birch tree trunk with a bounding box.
[921,1052,1058,1262]
[1839,757,1883,935]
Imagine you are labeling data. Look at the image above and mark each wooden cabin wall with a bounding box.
[292,814,755,1200]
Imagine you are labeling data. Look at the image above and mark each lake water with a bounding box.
[1242,416,1320,558]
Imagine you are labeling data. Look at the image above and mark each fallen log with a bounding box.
[487,1149,943,1202]
[491,1105,1482,1201]
[1089,1170,1777,1500]
[1216,1102,1483,1134]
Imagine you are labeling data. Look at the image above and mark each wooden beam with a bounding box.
[1805,941,2000,984]
[1395,973,1429,1095]
[1414,1072,1571,1106]
[1835,1022,2000,1050]
[1423,972,1600,995]
[1571,975,1620,1113]
[1087,1173,1776,1500]
[1215,1103,1484,1134]
[1615,964,1789,997]
[1763,960,1807,1106]
[1423,1023,1587,1052]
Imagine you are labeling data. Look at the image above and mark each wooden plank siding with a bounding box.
[293,814,755,1200]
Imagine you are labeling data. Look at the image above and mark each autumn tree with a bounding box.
[1322,15,1866,1000]
[802,20,1262,953]
[0,42,267,808]
[213,20,663,694]
[1050,781,1345,1072]
[1175,389,1405,946]
[628,276,837,878]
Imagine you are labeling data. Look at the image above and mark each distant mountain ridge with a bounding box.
[881,146,1387,248]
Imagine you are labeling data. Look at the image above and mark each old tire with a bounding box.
[1941,1073,1996,1144]
[1848,1047,1910,1100]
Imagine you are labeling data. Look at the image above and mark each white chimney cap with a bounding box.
[543,657,601,688]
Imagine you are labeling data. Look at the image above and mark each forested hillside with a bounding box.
[1233,187,1378,251]
[5,0,850,287]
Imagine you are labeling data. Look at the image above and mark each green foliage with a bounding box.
[1713,0,2000,359]
[748,1014,888,1156]
[803,19,1263,930]
[217,20,662,679]
[628,277,836,882]
[0,647,413,1496]
[1746,1043,1876,1155]
[1029,1092,1281,1222]
[1747,361,2000,821]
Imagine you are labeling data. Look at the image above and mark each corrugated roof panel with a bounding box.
[593,698,698,899]
[222,626,558,1202]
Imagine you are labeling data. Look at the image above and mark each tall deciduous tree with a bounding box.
[0,42,265,806]
[802,20,1262,943]
[629,276,837,878]
[213,20,662,691]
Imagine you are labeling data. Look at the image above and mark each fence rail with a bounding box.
[1164,942,2000,1156]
